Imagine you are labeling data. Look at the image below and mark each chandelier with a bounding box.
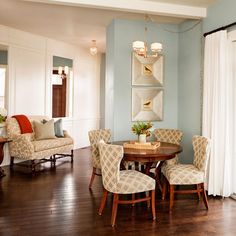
[90,40,98,56]
[132,15,163,58]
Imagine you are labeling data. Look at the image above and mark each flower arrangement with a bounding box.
[0,108,7,123]
[131,121,153,137]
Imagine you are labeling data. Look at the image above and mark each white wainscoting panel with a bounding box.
[12,46,46,115]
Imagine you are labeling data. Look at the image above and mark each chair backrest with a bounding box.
[153,129,183,145]
[193,135,211,172]
[154,129,183,165]
[99,142,123,193]
[88,129,111,169]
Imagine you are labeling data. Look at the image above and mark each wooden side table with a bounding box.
[0,137,9,178]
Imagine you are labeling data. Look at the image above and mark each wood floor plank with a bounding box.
[0,148,236,235]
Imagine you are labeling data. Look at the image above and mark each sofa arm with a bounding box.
[63,130,73,139]
[9,134,34,159]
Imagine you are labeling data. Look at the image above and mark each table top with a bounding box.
[113,141,182,163]
[0,137,9,144]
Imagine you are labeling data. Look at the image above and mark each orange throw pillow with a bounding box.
[12,115,33,134]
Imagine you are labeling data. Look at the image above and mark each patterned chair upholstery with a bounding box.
[149,129,183,191]
[6,116,74,172]
[154,129,183,165]
[88,129,134,188]
[98,142,156,227]
[88,129,111,188]
[162,135,211,210]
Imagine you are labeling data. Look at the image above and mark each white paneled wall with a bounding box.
[0,25,101,166]
[13,47,46,115]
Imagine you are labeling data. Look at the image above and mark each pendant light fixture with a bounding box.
[90,40,98,56]
[132,15,163,58]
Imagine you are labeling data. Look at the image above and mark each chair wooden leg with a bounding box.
[154,162,163,192]
[162,176,167,200]
[89,167,96,189]
[111,194,119,227]
[71,149,74,163]
[169,185,174,211]
[151,190,156,220]
[10,156,14,170]
[201,183,209,210]
[132,193,135,206]
[98,189,108,215]
[196,184,201,201]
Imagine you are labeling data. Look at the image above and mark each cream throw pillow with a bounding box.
[34,119,56,140]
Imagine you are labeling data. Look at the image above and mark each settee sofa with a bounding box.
[6,115,74,172]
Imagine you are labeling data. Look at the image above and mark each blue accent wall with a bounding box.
[203,0,236,33]
[100,53,106,129]
[105,0,236,162]
[106,19,179,141]
[178,20,202,163]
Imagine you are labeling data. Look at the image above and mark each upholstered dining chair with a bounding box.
[150,129,183,190]
[162,135,211,210]
[98,142,156,227]
[88,129,111,188]
[154,129,183,166]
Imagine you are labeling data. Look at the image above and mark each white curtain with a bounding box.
[202,30,235,197]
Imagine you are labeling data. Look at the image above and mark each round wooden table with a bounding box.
[114,141,183,191]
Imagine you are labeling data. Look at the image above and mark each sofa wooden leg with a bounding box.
[10,156,14,170]
[53,155,56,166]
[71,150,74,163]
[31,160,36,174]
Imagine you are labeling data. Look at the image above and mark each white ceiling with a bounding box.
[0,0,217,52]
[143,0,216,7]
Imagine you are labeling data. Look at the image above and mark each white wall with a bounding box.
[0,24,100,166]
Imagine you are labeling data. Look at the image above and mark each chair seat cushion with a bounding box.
[162,164,204,185]
[32,138,73,152]
[115,170,155,194]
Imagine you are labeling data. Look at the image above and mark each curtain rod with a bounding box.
[203,22,236,37]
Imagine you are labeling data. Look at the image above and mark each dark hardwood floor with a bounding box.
[0,148,236,236]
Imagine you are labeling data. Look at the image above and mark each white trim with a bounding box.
[24,0,207,19]
[228,30,236,42]
[230,193,236,200]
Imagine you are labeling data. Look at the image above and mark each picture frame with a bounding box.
[132,53,163,86]
[132,87,163,121]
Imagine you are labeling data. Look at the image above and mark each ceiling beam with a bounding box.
[24,0,207,19]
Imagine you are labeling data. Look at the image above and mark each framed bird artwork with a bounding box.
[131,53,163,86]
[132,87,163,121]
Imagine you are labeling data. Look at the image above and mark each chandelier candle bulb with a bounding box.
[151,42,163,52]
[90,39,98,56]
[132,41,145,51]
